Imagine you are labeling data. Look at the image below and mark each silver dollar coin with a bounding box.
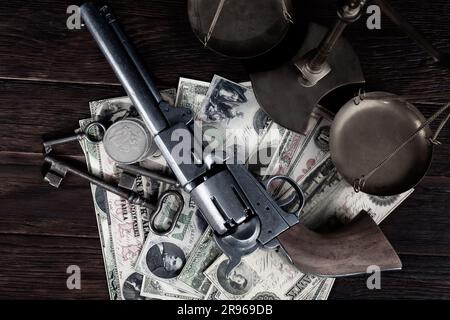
[103,118,154,164]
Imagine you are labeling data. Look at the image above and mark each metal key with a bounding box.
[116,163,180,189]
[43,121,106,154]
[43,154,184,235]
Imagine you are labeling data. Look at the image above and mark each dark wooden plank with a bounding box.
[1,0,450,98]
[0,234,108,299]
[0,151,84,166]
[0,80,124,155]
[1,235,449,299]
[381,176,450,257]
[330,254,450,299]
[0,0,247,86]
[0,162,99,238]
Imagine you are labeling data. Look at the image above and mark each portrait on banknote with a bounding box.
[145,242,187,279]
[122,272,145,300]
[252,109,271,133]
[94,186,109,216]
[200,79,247,123]
[216,260,256,296]
[90,96,137,124]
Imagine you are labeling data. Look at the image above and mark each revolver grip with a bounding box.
[277,211,402,277]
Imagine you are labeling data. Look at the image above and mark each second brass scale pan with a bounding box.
[188,0,293,58]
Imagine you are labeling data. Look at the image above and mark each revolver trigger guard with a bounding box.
[263,175,305,216]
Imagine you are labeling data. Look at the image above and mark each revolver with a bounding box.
[79,3,402,278]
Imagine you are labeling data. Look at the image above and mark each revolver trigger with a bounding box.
[264,238,281,249]
[276,192,299,211]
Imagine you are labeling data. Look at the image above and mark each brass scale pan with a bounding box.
[331,93,450,197]
[188,0,293,58]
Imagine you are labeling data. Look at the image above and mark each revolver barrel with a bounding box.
[80,3,168,135]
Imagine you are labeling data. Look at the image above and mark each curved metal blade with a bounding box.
[277,211,402,277]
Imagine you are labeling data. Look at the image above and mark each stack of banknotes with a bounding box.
[79,75,413,300]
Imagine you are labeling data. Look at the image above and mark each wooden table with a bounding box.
[0,0,449,299]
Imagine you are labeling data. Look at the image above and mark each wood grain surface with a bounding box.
[0,0,449,299]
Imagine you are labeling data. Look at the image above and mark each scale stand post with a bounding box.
[295,0,366,87]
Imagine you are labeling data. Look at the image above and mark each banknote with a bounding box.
[85,84,279,300]
[203,249,323,300]
[176,77,282,173]
[178,76,274,163]
[295,157,344,228]
[82,89,194,300]
[263,108,333,196]
[175,78,211,113]
[140,275,200,300]
[79,116,151,300]
[303,278,335,300]
[204,285,224,300]
[327,178,414,226]
[178,228,222,297]
[203,280,333,301]
[248,121,286,178]
[89,89,177,122]
[135,191,207,297]
[203,277,333,300]
[198,240,333,300]
[294,155,414,230]
[79,120,121,300]
[175,77,252,113]
[262,103,414,229]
